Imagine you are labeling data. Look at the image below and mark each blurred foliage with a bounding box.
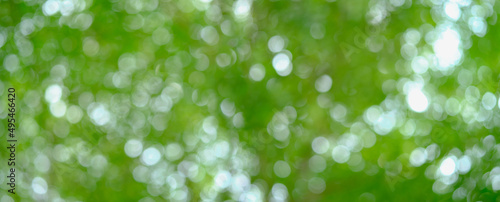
[1,0,500,201]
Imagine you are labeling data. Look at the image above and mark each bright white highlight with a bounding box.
[444,2,461,21]
[439,157,456,176]
[272,53,292,76]
[32,177,48,194]
[469,17,487,37]
[407,87,429,113]
[433,28,461,70]
[233,0,251,20]
[214,170,232,189]
[42,0,60,16]
[45,84,62,103]
[141,147,161,166]
[88,103,111,126]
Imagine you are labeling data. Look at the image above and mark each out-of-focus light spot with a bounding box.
[364,106,382,125]
[215,170,232,189]
[118,53,138,73]
[426,144,440,162]
[45,84,62,103]
[315,75,333,93]
[43,0,60,16]
[457,69,472,87]
[400,119,416,137]
[439,157,456,176]
[20,19,35,36]
[88,103,111,126]
[272,53,292,76]
[112,71,131,88]
[32,177,48,194]
[233,0,251,20]
[4,54,20,73]
[361,130,377,148]
[317,94,332,108]
[470,5,485,17]
[452,187,467,201]
[468,17,487,37]
[91,154,108,171]
[312,136,330,154]
[492,175,500,191]
[411,56,429,74]
[231,173,250,193]
[309,155,327,173]
[274,160,291,178]
[445,97,461,116]
[373,111,396,135]
[465,86,480,103]
[83,37,100,57]
[249,64,266,81]
[339,133,363,152]
[34,154,51,173]
[268,35,285,53]
[152,27,171,45]
[308,177,326,194]
[1,195,14,202]
[330,104,347,122]
[405,29,421,45]
[216,53,231,68]
[133,165,149,183]
[214,140,230,158]
[481,92,496,110]
[59,0,75,16]
[407,87,429,113]
[400,43,418,60]
[141,147,161,166]
[444,2,460,21]
[51,64,67,79]
[165,143,184,161]
[203,116,218,135]
[233,112,245,128]
[409,147,427,167]
[125,139,143,158]
[433,28,461,70]
[482,135,496,150]
[0,33,6,49]
[167,173,185,189]
[53,144,70,162]
[151,96,172,113]
[457,155,471,174]
[332,145,350,163]
[201,26,219,45]
[50,101,67,117]
[271,183,288,201]
[162,82,184,103]
[390,0,404,7]
[310,23,325,39]
[239,185,262,201]
[73,13,93,31]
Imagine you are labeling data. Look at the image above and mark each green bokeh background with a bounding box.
[1,0,500,201]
